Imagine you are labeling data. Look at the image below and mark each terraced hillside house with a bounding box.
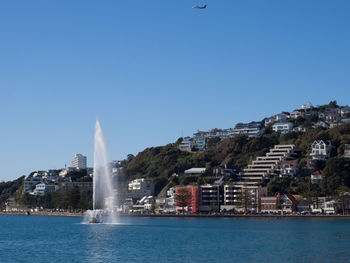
[234,144,297,211]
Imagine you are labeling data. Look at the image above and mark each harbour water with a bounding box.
[1,215,350,263]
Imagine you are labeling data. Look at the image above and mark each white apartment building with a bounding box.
[71,154,87,169]
[230,122,264,138]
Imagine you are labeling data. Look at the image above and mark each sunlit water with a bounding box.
[1,215,350,263]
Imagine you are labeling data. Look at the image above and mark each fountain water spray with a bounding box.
[85,119,117,223]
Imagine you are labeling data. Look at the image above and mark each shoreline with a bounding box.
[2,211,350,219]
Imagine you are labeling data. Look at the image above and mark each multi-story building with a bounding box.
[265,114,288,126]
[23,176,44,192]
[71,154,87,169]
[193,131,207,151]
[175,186,199,213]
[289,111,303,119]
[32,183,59,196]
[260,196,277,212]
[311,170,323,185]
[192,129,230,151]
[234,145,296,211]
[260,194,297,213]
[221,184,242,210]
[272,123,293,134]
[279,160,298,178]
[230,122,264,138]
[127,178,154,200]
[310,140,332,160]
[178,137,193,152]
[199,185,221,212]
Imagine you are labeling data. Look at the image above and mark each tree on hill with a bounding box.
[66,169,91,182]
[175,188,191,213]
[0,176,25,208]
[267,177,291,195]
[322,157,350,195]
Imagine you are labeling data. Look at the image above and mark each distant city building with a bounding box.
[310,140,332,160]
[230,122,264,138]
[272,122,293,134]
[71,154,87,169]
[128,178,154,200]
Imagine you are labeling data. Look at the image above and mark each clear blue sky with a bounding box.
[1,0,350,181]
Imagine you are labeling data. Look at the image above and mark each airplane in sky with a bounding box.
[192,5,207,9]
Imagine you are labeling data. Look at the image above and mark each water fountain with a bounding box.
[84,119,117,224]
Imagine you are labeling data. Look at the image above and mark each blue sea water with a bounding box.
[1,215,350,263]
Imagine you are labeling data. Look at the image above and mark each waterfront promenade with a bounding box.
[2,211,350,219]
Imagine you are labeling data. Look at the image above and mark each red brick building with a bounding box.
[260,194,297,213]
[175,186,199,213]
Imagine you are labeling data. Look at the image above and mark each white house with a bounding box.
[289,111,303,119]
[323,200,336,214]
[32,183,59,196]
[310,140,332,160]
[272,123,293,134]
